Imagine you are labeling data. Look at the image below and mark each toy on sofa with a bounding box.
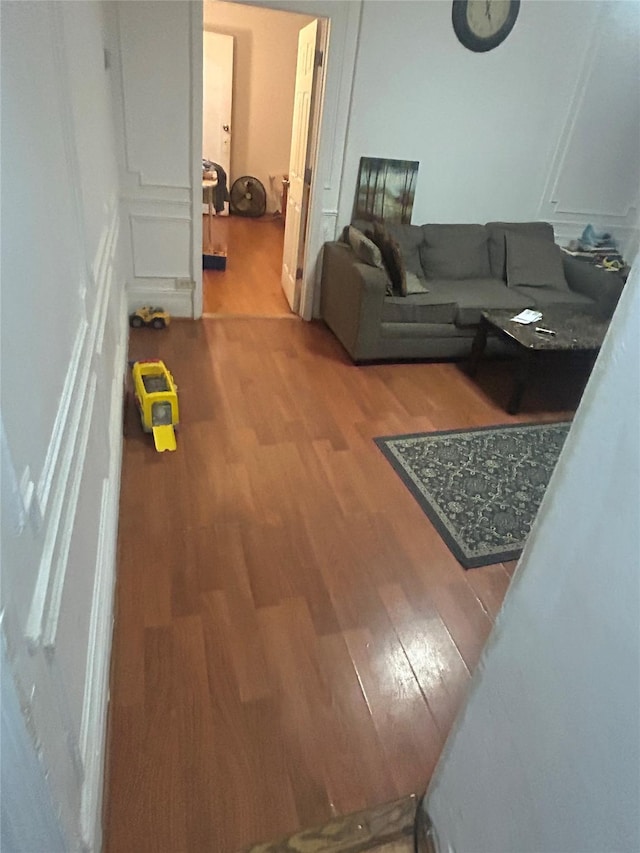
[131,359,179,452]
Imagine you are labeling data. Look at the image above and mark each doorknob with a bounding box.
[222,125,230,132]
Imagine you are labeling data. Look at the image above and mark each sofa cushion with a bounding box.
[368,222,408,296]
[420,225,492,280]
[381,292,458,325]
[384,223,425,277]
[511,285,594,309]
[346,226,384,269]
[506,231,569,289]
[487,221,555,280]
[424,278,533,326]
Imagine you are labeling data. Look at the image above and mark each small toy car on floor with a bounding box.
[131,359,179,452]
[129,306,171,329]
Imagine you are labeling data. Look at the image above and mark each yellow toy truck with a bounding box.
[131,359,179,452]
[129,306,171,329]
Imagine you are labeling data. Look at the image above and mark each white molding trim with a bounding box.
[537,6,601,221]
[538,2,639,228]
[321,2,362,194]
[92,205,119,294]
[26,324,95,649]
[129,212,192,224]
[321,208,339,243]
[50,1,91,301]
[198,0,361,322]
[123,169,191,193]
[191,0,204,320]
[115,4,192,191]
[1,633,68,853]
[27,211,120,648]
[36,319,88,515]
[79,477,109,848]
[27,346,88,645]
[79,476,117,852]
[301,3,361,319]
[126,285,194,318]
[129,215,191,280]
[37,207,119,516]
[138,175,190,191]
[121,195,192,209]
[95,268,113,357]
[80,316,126,852]
[550,199,639,222]
[42,374,97,651]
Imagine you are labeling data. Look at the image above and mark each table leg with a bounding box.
[468,317,489,377]
[508,350,535,414]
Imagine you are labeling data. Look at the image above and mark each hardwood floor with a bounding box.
[105,317,576,852]
[203,214,291,316]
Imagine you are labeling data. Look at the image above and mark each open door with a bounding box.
[281,19,319,313]
[203,30,233,216]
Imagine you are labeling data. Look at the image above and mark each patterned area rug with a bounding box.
[375,422,570,569]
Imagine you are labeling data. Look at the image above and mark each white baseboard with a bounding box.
[79,323,126,853]
[127,283,195,318]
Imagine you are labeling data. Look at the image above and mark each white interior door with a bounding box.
[281,19,318,313]
[203,30,233,215]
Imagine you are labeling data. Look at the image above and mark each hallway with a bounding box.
[203,215,291,317]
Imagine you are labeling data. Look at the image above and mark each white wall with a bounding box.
[338,0,640,260]
[106,0,203,317]
[109,0,638,319]
[0,2,126,849]
[424,266,640,852]
[203,0,314,212]
[110,0,361,319]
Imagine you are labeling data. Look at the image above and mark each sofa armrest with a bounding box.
[320,242,390,360]
[562,255,625,318]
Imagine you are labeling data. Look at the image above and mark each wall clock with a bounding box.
[452,0,520,52]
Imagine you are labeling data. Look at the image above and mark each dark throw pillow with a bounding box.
[506,231,569,289]
[368,222,408,296]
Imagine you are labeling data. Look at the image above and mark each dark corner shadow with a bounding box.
[454,352,594,415]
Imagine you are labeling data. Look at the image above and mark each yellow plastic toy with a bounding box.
[129,306,171,329]
[131,359,179,452]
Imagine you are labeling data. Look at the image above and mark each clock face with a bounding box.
[467,0,510,38]
[452,0,520,52]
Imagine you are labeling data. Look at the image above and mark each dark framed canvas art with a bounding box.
[354,157,419,225]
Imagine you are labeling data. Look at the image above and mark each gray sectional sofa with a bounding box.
[320,220,624,362]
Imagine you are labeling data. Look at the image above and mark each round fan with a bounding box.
[229,176,267,218]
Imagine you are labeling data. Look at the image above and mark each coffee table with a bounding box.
[468,307,609,414]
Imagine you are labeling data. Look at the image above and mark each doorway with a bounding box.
[200,1,325,318]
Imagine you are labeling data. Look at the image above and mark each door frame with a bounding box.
[191,0,362,320]
[202,28,233,216]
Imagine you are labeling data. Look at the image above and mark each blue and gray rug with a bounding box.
[375,422,571,569]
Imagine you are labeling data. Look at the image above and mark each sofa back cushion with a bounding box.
[487,221,555,280]
[505,231,569,289]
[420,225,491,280]
[384,223,425,277]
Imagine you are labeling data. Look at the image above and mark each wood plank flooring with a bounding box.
[105,316,578,852]
[203,215,291,316]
